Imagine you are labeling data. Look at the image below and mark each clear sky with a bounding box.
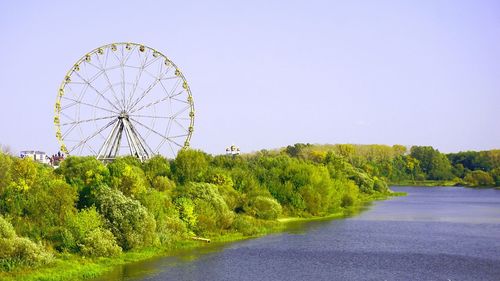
[0,0,499,156]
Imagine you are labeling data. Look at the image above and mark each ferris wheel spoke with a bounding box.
[158,79,183,99]
[142,68,175,81]
[119,46,137,109]
[171,96,189,104]
[125,52,155,111]
[60,115,116,126]
[172,104,191,118]
[122,49,149,111]
[167,141,176,156]
[127,78,162,112]
[129,114,174,119]
[129,118,178,146]
[168,133,190,139]
[59,108,76,122]
[72,70,122,112]
[95,52,124,110]
[68,119,117,154]
[62,123,78,139]
[61,96,119,114]
[144,55,162,69]
[130,95,169,114]
[173,119,189,132]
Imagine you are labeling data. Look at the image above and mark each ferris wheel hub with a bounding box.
[118,111,129,120]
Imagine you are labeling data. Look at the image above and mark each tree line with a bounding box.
[284,143,500,187]
[0,147,390,272]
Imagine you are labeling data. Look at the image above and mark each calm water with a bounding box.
[94,187,500,281]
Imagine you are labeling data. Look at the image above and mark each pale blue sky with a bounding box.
[0,0,499,155]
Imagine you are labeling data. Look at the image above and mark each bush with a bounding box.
[464,170,495,187]
[56,207,122,257]
[80,228,122,257]
[231,214,279,236]
[373,178,388,193]
[231,215,260,236]
[174,183,234,235]
[0,216,15,239]
[341,193,355,207]
[93,186,156,250]
[0,216,52,271]
[246,196,282,220]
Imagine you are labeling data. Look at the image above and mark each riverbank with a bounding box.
[390,180,461,187]
[0,193,398,281]
[390,180,500,189]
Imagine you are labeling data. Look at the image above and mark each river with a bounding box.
[93,186,500,281]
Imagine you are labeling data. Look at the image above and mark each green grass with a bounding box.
[390,180,461,187]
[1,193,401,281]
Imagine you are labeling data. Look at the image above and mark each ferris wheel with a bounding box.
[54,42,194,161]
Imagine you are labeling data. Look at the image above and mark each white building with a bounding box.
[20,150,51,165]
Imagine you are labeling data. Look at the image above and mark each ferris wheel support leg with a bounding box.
[123,119,150,161]
[127,120,153,160]
[111,122,124,158]
[97,119,120,160]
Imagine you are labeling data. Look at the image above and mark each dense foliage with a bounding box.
[1,143,498,274]
[0,146,393,272]
[285,143,499,187]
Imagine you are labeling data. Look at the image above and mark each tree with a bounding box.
[108,159,149,197]
[0,153,13,194]
[56,156,109,208]
[464,170,494,187]
[171,149,209,184]
[410,146,453,180]
[142,155,171,183]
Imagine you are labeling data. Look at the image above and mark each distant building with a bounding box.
[225,145,240,156]
[20,150,51,165]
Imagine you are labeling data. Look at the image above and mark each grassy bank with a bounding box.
[390,180,461,187]
[0,193,400,281]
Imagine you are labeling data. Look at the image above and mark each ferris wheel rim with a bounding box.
[54,42,195,160]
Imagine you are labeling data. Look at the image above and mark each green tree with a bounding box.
[410,146,453,180]
[108,160,149,197]
[464,170,494,187]
[142,155,171,183]
[172,149,209,184]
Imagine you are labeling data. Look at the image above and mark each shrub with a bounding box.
[231,214,279,236]
[0,216,15,239]
[0,216,52,271]
[174,183,234,235]
[80,228,122,257]
[93,186,156,250]
[373,178,389,193]
[175,197,197,232]
[464,170,495,187]
[246,196,282,220]
[231,215,260,236]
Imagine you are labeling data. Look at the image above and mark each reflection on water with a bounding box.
[93,186,500,281]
